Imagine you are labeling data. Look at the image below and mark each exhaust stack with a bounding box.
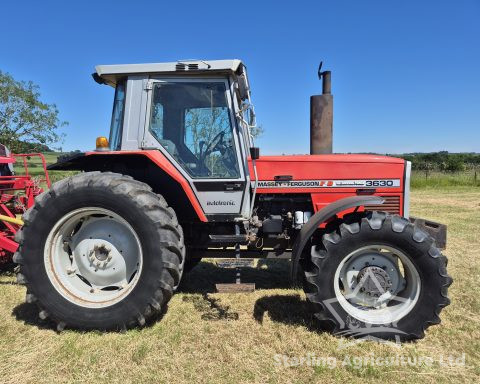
[310,63,333,154]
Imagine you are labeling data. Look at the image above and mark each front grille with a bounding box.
[367,195,401,214]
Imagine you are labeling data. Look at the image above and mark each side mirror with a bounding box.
[248,109,255,126]
[250,147,260,160]
[236,74,249,101]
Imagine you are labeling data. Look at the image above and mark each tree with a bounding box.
[250,124,264,140]
[0,71,67,153]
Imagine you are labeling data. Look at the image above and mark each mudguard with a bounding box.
[48,150,207,222]
[290,195,384,282]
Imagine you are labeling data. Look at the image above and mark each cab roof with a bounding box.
[94,59,244,87]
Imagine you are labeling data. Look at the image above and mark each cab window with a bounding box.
[148,82,240,179]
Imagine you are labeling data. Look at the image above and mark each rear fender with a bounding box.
[291,195,384,283]
[49,151,207,222]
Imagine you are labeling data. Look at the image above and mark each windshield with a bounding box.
[148,81,240,179]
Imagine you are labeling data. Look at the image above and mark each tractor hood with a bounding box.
[249,154,407,193]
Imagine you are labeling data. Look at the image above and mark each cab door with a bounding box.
[141,78,249,219]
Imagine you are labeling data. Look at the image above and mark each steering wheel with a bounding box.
[203,130,226,157]
[198,130,237,176]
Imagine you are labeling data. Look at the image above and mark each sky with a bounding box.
[1,0,479,154]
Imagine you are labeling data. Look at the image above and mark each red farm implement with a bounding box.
[0,146,50,267]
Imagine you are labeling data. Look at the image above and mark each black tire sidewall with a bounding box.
[22,185,173,330]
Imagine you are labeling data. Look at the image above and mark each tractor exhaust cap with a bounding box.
[310,61,333,154]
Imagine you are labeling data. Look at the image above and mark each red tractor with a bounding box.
[0,144,50,267]
[14,60,451,340]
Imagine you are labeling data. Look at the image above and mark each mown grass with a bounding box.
[0,187,478,383]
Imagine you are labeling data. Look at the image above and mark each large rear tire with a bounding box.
[14,172,184,331]
[302,211,452,341]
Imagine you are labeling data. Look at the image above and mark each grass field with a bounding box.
[0,186,478,383]
[411,170,480,188]
[12,152,77,184]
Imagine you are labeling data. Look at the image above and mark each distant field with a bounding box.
[12,152,76,183]
[412,170,480,188]
[0,187,478,383]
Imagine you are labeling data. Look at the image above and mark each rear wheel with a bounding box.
[14,172,184,331]
[303,212,452,341]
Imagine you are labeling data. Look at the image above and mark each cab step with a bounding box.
[209,234,248,243]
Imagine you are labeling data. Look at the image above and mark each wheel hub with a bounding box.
[357,266,393,297]
[87,243,113,269]
[92,244,111,262]
[338,249,406,308]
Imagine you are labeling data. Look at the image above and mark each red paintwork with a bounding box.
[0,153,50,264]
[0,156,14,164]
[249,154,405,216]
[83,151,405,221]
[84,150,208,222]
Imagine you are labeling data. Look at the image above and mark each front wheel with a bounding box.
[303,212,452,341]
[14,172,184,331]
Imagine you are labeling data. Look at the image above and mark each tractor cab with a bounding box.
[93,60,257,218]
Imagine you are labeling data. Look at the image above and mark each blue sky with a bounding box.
[1,0,479,154]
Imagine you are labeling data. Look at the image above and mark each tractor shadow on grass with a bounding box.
[178,259,293,294]
[252,293,319,331]
[180,260,321,332]
[12,302,59,331]
[11,259,314,332]
[12,300,171,332]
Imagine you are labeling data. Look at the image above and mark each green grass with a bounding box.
[0,188,479,383]
[12,152,76,183]
[412,170,480,188]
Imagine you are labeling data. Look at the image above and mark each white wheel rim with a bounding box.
[44,207,143,308]
[333,245,421,324]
